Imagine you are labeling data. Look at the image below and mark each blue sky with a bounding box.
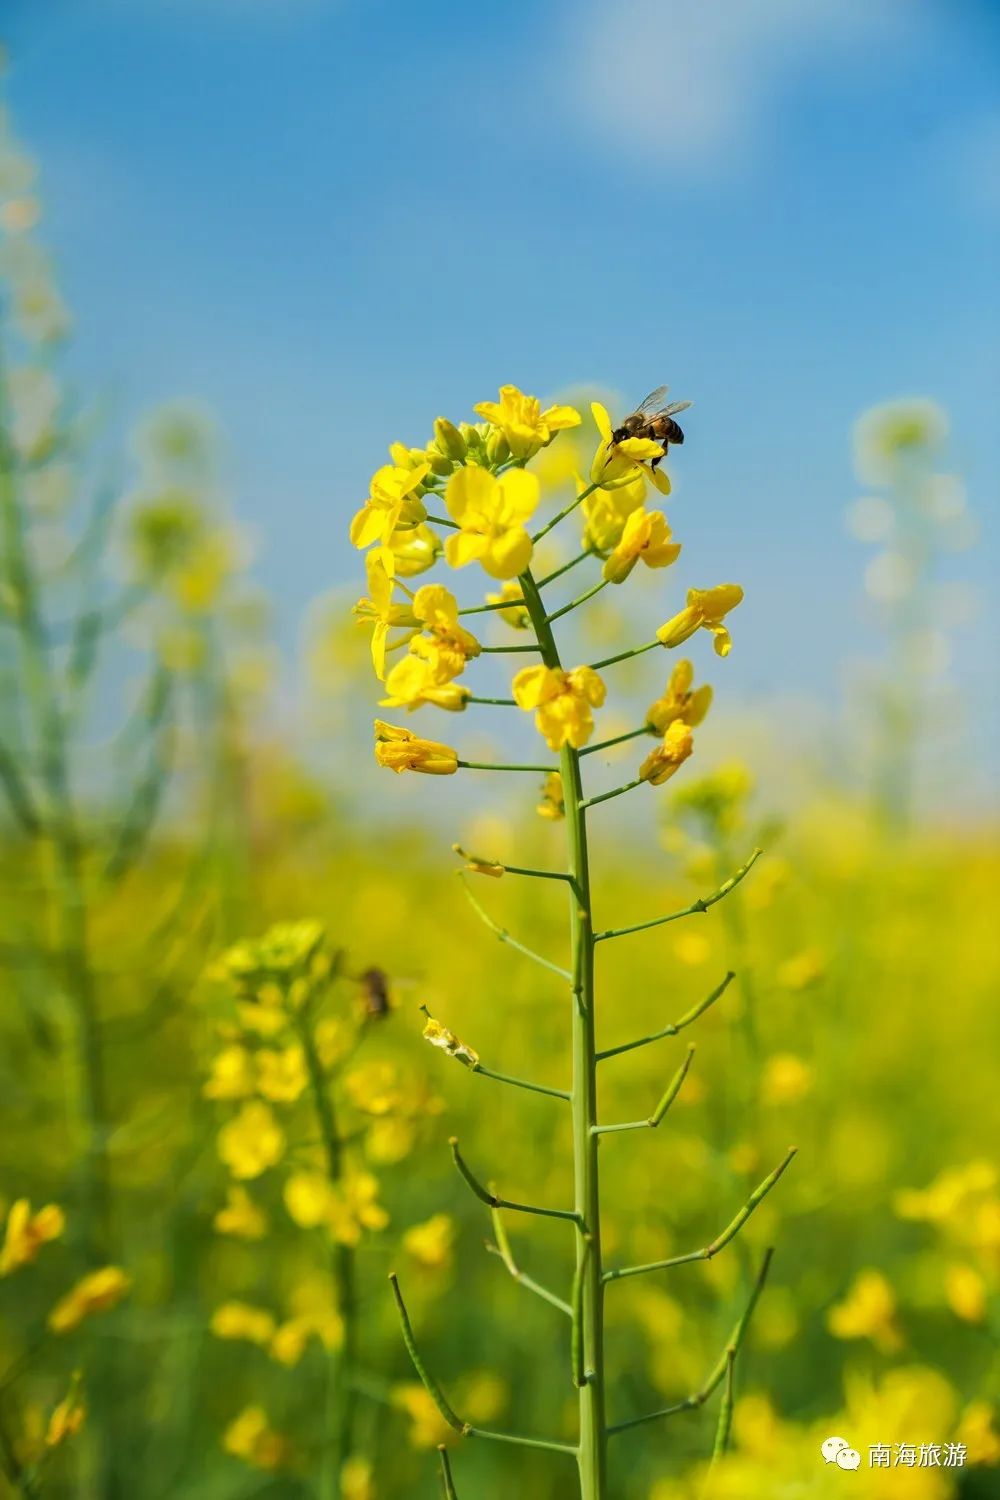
[5,0,998,790]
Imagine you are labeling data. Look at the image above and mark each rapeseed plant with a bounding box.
[351,383,796,1498]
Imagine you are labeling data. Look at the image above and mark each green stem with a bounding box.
[579,777,644,811]
[546,578,611,624]
[537,550,596,587]
[592,1046,695,1134]
[580,725,651,758]
[472,1062,570,1102]
[532,480,601,543]
[519,566,608,1500]
[457,759,556,773]
[589,638,660,672]
[438,1445,459,1498]
[450,1138,581,1224]
[596,972,735,1063]
[295,1003,357,1496]
[608,1246,774,1438]
[465,695,517,707]
[457,874,572,979]
[603,1151,795,1284]
[487,1208,573,1317]
[594,850,763,942]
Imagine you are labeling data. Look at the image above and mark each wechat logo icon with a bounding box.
[821,1435,862,1471]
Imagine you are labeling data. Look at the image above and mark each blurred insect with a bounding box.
[357,966,392,1020]
[611,386,692,470]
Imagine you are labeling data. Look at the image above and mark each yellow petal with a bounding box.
[512,664,556,710]
[648,466,672,496]
[497,468,540,524]
[445,464,495,523]
[590,402,612,442]
[482,527,532,579]
[444,531,488,569]
[541,403,582,432]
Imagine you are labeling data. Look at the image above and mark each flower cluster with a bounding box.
[351,382,744,790]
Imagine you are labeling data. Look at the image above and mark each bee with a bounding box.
[357,966,392,1020]
[611,386,692,470]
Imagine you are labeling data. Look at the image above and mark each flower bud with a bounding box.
[424,445,454,477]
[434,418,467,462]
[486,429,511,465]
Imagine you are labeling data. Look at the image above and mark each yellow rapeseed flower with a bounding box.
[48,1266,130,1334]
[473,384,580,461]
[645,660,713,735]
[217,1101,286,1180]
[373,720,458,775]
[45,1374,85,1449]
[345,1061,402,1116]
[211,1302,277,1346]
[341,1456,375,1500]
[589,401,671,495]
[403,1213,455,1271]
[581,472,645,553]
[203,1044,255,1101]
[511,664,606,750]
[284,1171,333,1229]
[945,1263,987,1323]
[639,720,694,786]
[0,1198,65,1277]
[444,466,539,579]
[602,508,681,584]
[827,1269,902,1353]
[214,1185,268,1240]
[255,1045,308,1103]
[327,1172,390,1246]
[353,553,419,678]
[350,462,430,553]
[486,580,530,629]
[761,1053,814,1106]
[380,651,469,713]
[657,584,744,657]
[222,1405,289,1470]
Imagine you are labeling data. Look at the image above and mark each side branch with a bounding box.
[604,1150,795,1284]
[545,577,610,624]
[579,777,644,812]
[593,1046,695,1135]
[531,479,600,543]
[438,1446,459,1499]
[457,874,572,980]
[580,724,651,758]
[594,849,763,942]
[597,971,735,1062]
[452,843,573,884]
[450,1138,582,1225]
[389,1274,468,1434]
[487,1206,572,1317]
[608,1247,774,1437]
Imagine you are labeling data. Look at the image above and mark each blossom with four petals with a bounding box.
[444,466,540,579]
[473,384,581,461]
[512,664,606,750]
[645,659,713,735]
[589,401,671,495]
[603,507,681,584]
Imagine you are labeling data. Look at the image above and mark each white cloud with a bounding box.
[566,0,917,172]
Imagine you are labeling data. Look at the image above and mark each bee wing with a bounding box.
[632,385,670,416]
[662,400,692,417]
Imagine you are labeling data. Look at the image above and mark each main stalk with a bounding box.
[520,570,608,1499]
